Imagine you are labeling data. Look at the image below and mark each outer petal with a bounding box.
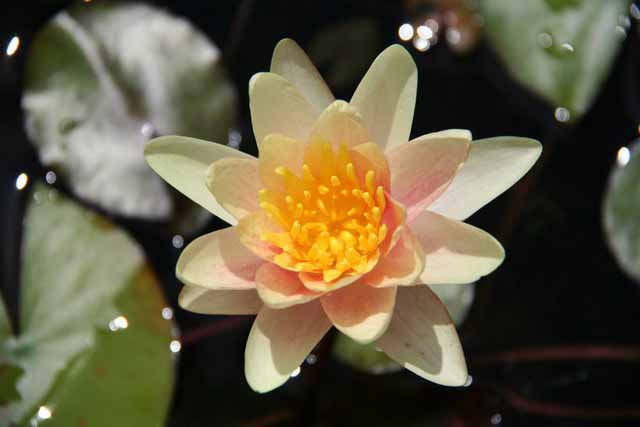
[179,285,262,315]
[360,228,424,288]
[428,136,542,220]
[144,136,253,225]
[321,282,396,344]
[350,45,417,152]
[309,100,370,150]
[376,285,468,386]
[387,131,470,223]
[270,38,334,115]
[236,210,283,262]
[249,72,317,150]
[206,157,260,221]
[176,227,263,289]
[245,301,331,393]
[412,210,504,285]
[255,263,320,309]
[258,134,306,193]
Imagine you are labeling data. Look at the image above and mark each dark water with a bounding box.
[1,1,640,426]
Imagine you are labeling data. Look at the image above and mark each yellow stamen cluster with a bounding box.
[259,142,388,283]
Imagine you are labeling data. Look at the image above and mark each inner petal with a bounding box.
[258,139,390,284]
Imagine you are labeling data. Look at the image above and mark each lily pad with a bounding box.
[481,0,629,120]
[22,2,236,223]
[0,184,175,426]
[333,284,474,375]
[603,142,640,283]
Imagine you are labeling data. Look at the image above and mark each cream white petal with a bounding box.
[270,38,334,115]
[176,227,263,290]
[249,72,317,150]
[144,135,253,225]
[376,285,468,386]
[412,210,505,285]
[206,157,261,221]
[244,301,331,393]
[179,285,262,315]
[429,136,542,220]
[350,45,417,152]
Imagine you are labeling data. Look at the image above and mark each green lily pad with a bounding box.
[603,143,640,283]
[0,184,175,426]
[481,0,629,120]
[333,284,474,375]
[22,2,236,223]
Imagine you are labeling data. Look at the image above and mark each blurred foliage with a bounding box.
[22,2,236,227]
[481,0,629,121]
[333,283,474,374]
[0,184,175,426]
[603,143,640,284]
[308,17,381,89]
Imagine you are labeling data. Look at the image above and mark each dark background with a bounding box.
[2,1,640,426]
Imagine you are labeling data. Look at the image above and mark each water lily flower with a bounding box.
[144,39,541,393]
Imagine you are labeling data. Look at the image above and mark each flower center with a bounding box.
[258,141,387,283]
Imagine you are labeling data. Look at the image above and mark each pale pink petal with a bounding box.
[144,135,254,225]
[380,192,407,255]
[387,131,470,223]
[376,285,468,386]
[321,282,396,344]
[429,136,542,220]
[299,271,362,293]
[236,210,283,262]
[255,263,320,309]
[249,72,316,150]
[350,142,391,191]
[308,100,370,150]
[176,227,263,289]
[360,228,424,288]
[412,210,504,285]
[258,134,306,193]
[350,45,417,152]
[270,38,334,114]
[179,285,262,315]
[245,301,331,392]
[206,157,260,221]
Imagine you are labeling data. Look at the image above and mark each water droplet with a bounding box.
[417,25,434,40]
[425,18,439,33]
[560,42,574,53]
[228,128,242,149]
[170,340,181,353]
[172,235,184,249]
[464,374,473,387]
[537,32,553,49]
[398,23,414,41]
[290,366,301,377]
[161,307,174,320]
[630,3,640,20]
[413,37,430,52]
[306,354,317,365]
[554,107,571,123]
[109,315,128,331]
[6,36,19,56]
[45,171,57,184]
[617,146,631,167]
[616,25,627,37]
[140,122,155,139]
[490,413,502,425]
[15,173,28,190]
[446,28,462,46]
